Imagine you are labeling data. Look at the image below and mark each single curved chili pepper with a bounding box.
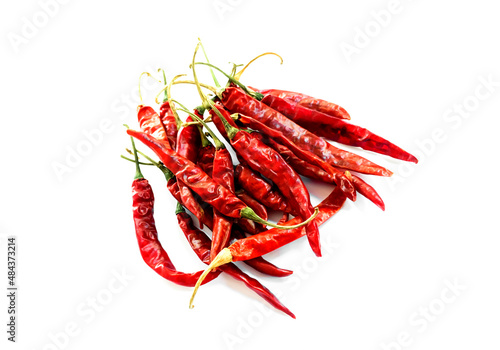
[263,136,385,210]
[188,112,236,263]
[137,105,172,149]
[234,164,295,215]
[176,204,295,318]
[231,228,292,277]
[225,184,346,261]
[158,101,179,149]
[252,88,351,120]
[127,129,313,230]
[190,186,347,303]
[221,87,392,176]
[214,110,322,257]
[261,94,418,163]
[235,113,356,201]
[175,116,205,228]
[129,136,219,287]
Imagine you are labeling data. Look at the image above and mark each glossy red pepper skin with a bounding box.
[137,105,172,149]
[234,164,295,215]
[127,129,249,219]
[176,208,295,318]
[175,117,205,228]
[221,87,392,176]
[237,113,356,201]
[254,88,351,120]
[231,229,292,277]
[214,109,322,256]
[263,136,385,210]
[261,94,417,163]
[158,101,178,149]
[132,178,219,286]
[228,186,347,261]
[235,189,267,234]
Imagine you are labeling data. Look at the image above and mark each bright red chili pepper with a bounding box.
[158,101,178,149]
[176,204,295,318]
[261,94,417,163]
[127,129,312,230]
[235,113,356,201]
[213,109,322,257]
[175,116,205,228]
[231,228,292,277]
[190,186,346,304]
[234,164,296,215]
[129,137,219,287]
[221,87,392,177]
[137,105,172,149]
[253,88,351,120]
[262,136,385,210]
[235,189,268,234]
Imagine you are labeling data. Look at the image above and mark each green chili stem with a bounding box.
[194,62,264,100]
[120,155,155,166]
[198,38,221,89]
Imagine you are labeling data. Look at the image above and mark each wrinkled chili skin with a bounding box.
[254,88,351,120]
[167,178,215,228]
[261,94,417,163]
[176,207,295,318]
[264,137,384,210]
[231,228,293,277]
[197,144,216,177]
[137,105,172,149]
[158,101,178,149]
[132,178,219,286]
[226,127,322,256]
[229,186,347,261]
[351,175,385,211]
[234,164,294,215]
[211,147,236,262]
[221,87,392,176]
[238,114,356,201]
[127,129,247,218]
[176,118,205,228]
[235,189,267,234]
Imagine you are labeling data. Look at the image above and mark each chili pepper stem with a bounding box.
[240,207,319,229]
[189,248,233,309]
[175,202,185,215]
[234,52,283,81]
[195,62,264,100]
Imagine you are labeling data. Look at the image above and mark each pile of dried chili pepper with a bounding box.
[121,43,417,318]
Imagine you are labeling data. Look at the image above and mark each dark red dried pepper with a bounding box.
[213,109,322,257]
[129,137,219,287]
[253,88,351,120]
[221,87,392,177]
[176,204,295,318]
[127,129,311,230]
[261,94,417,163]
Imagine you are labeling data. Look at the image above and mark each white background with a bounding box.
[2,0,500,349]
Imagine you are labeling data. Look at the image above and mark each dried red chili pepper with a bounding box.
[190,186,346,303]
[235,189,267,234]
[254,88,351,120]
[128,135,219,287]
[261,94,417,163]
[262,136,385,210]
[127,129,314,229]
[220,86,392,177]
[231,228,292,277]
[175,115,205,228]
[234,164,295,215]
[235,112,356,200]
[213,109,322,257]
[176,204,295,318]
[137,105,172,149]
